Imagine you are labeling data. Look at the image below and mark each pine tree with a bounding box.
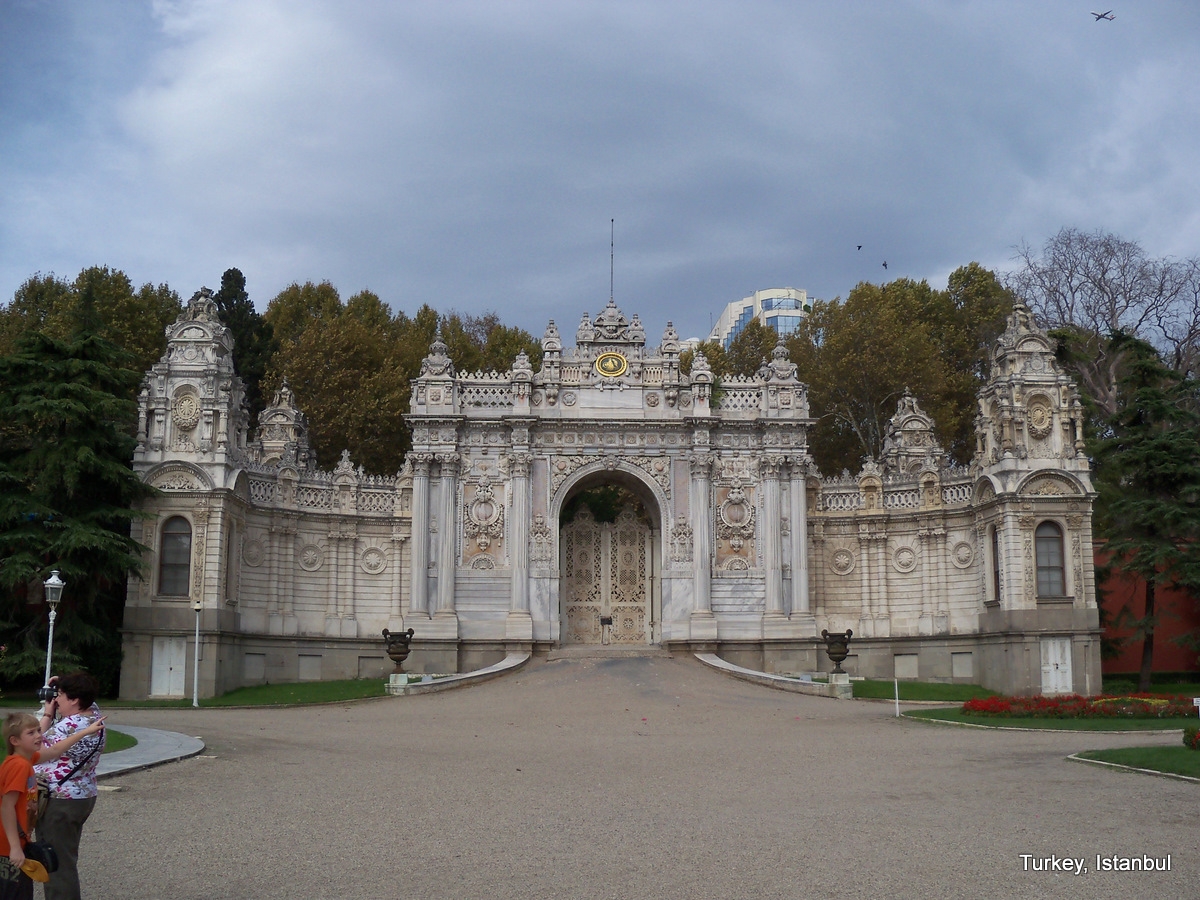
[0,292,155,694]
[1092,333,1200,690]
[212,268,276,428]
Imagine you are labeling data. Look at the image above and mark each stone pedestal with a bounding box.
[690,612,718,641]
[505,610,533,641]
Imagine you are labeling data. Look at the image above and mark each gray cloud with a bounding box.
[2,0,1198,343]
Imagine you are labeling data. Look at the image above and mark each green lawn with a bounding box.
[1077,746,1200,778]
[853,680,997,701]
[104,677,390,708]
[905,707,1188,730]
[104,729,137,753]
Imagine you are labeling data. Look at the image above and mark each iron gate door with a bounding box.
[561,505,650,644]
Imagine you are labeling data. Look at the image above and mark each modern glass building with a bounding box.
[707,288,813,348]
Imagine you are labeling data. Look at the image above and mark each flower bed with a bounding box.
[962,693,1196,719]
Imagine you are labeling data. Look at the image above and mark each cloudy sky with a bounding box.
[2,1,1198,342]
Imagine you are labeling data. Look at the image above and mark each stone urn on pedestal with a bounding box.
[821,629,853,684]
[382,628,416,674]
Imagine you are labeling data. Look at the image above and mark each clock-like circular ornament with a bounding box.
[594,351,628,378]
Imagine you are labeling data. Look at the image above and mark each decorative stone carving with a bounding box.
[892,545,917,573]
[830,548,856,576]
[150,465,205,492]
[670,517,693,563]
[360,547,387,575]
[242,539,265,568]
[951,540,974,569]
[530,514,553,564]
[1022,474,1080,496]
[463,478,504,550]
[1027,397,1054,439]
[418,335,455,377]
[298,543,324,572]
[716,483,755,551]
[172,391,201,431]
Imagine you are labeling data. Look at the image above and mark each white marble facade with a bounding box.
[120,293,1102,699]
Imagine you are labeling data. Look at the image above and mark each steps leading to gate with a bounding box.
[544,645,674,661]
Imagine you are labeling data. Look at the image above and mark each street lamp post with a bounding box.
[42,570,65,691]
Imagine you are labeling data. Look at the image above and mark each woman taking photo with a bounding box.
[36,673,106,900]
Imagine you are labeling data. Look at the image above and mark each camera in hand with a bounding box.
[36,684,59,703]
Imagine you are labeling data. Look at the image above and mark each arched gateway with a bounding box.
[120,293,1102,699]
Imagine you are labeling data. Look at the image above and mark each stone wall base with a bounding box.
[121,610,1103,699]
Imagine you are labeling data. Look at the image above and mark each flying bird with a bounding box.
[857,245,862,251]
[882,261,888,270]
[1091,10,1115,20]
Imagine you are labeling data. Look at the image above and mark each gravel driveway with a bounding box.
[84,656,1196,899]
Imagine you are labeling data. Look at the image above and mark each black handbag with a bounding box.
[22,840,58,874]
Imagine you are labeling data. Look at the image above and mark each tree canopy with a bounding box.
[0,314,155,694]
[263,284,541,473]
[0,267,182,377]
[1090,333,1200,689]
[784,268,1012,475]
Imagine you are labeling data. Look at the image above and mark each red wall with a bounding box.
[1097,551,1200,675]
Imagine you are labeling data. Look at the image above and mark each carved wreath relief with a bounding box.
[716,483,755,552]
[463,478,504,551]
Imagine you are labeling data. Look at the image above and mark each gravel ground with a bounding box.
[82,656,1196,899]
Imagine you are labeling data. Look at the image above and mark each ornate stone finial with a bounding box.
[661,321,680,354]
[255,376,312,466]
[183,287,220,323]
[419,334,455,378]
[334,448,356,476]
[881,390,944,475]
[542,320,562,352]
[766,337,798,383]
[689,351,713,382]
[511,350,533,380]
[576,313,595,344]
[626,313,645,342]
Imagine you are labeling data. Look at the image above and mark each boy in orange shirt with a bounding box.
[0,712,105,900]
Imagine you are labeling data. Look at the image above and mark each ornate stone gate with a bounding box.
[121,292,1103,699]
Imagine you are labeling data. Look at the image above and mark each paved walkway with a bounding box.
[81,657,1195,899]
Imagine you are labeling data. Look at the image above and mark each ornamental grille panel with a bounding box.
[561,505,650,644]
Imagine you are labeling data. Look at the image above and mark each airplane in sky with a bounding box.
[1091,10,1115,21]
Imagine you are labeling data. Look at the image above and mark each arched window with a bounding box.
[1035,521,1065,597]
[159,516,192,596]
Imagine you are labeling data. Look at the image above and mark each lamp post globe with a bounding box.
[42,569,65,693]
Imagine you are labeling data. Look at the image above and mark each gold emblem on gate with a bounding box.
[595,352,628,378]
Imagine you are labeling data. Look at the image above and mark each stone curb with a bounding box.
[694,653,852,699]
[1066,752,1200,784]
[386,651,531,695]
[96,726,206,779]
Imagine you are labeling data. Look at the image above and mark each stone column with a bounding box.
[689,452,717,640]
[507,453,534,640]
[788,456,811,616]
[762,455,785,618]
[409,453,432,616]
[435,452,459,617]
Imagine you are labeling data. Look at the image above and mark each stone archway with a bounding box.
[557,476,662,645]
